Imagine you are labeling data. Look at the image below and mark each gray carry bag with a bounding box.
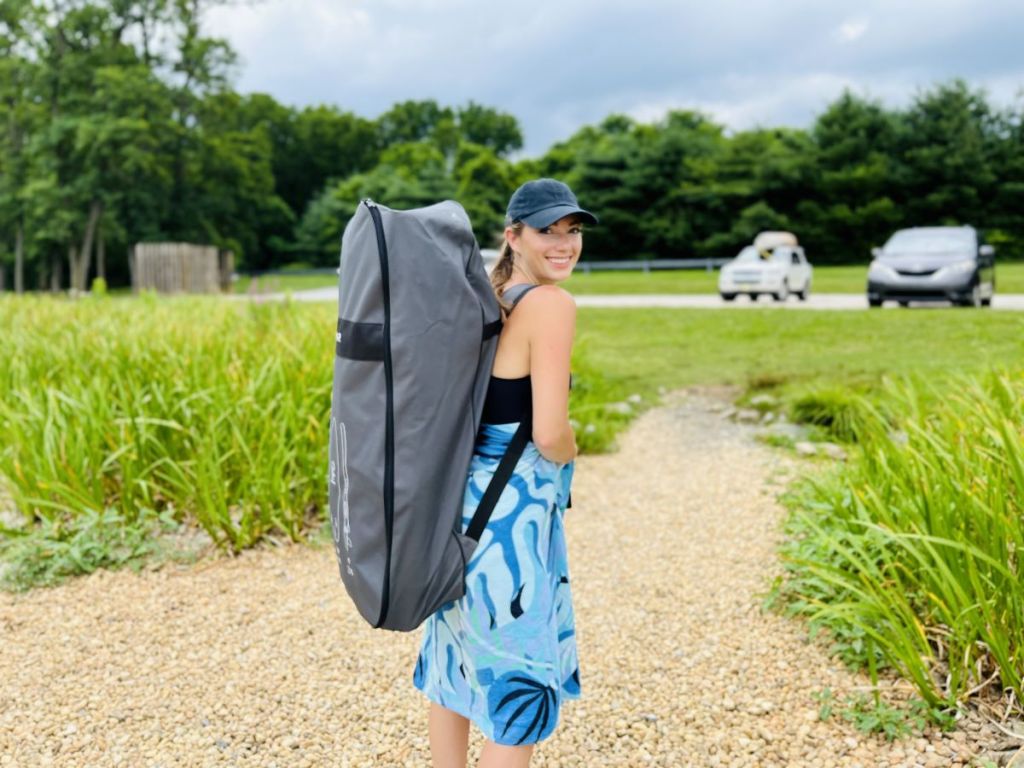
[328,199,530,632]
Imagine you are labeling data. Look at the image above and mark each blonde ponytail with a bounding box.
[490,222,523,315]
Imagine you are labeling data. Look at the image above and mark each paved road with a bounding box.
[285,287,1024,310]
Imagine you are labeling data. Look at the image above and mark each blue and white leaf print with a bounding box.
[413,423,579,746]
[488,672,558,744]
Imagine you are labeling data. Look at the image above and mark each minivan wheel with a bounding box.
[773,282,790,302]
[868,298,882,308]
[720,293,737,301]
[957,283,982,308]
[982,280,994,306]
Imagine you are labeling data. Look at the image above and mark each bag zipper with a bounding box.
[364,199,395,628]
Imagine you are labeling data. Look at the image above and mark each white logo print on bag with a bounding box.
[330,419,354,576]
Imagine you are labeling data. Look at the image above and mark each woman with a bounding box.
[413,178,597,768]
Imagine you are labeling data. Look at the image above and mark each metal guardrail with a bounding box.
[243,257,731,280]
[575,258,730,274]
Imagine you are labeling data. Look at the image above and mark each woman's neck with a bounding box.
[510,264,553,287]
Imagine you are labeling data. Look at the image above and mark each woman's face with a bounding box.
[507,215,584,285]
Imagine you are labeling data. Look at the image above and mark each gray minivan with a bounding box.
[866,226,995,307]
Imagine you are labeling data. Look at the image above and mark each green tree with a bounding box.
[899,80,1000,228]
[162,0,237,249]
[456,101,523,157]
[0,0,41,292]
[294,142,456,264]
[376,99,521,170]
[988,100,1024,258]
[188,122,292,269]
[377,99,453,146]
[454,142,516,246]
[293,117,526,264]
[541,111,728,261]
[5,0,242,288]
[635,111,727,259]
[64,64,176,289]
[551,115,645,260]
[803,90,902,262]
[23,0,139,291]
[287,106,379,213]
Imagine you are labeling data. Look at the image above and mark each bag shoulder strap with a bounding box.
[465,283,540,542]
[465,402,532,542]
[482,283,538,342]
[502,283,539,311]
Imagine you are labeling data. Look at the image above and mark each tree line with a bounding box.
[2,2,1022,292]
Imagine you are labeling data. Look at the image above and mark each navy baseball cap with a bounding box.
[506,178,598,229]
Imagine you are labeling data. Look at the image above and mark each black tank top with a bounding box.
[480,283,537,425]
[481,375,531,424]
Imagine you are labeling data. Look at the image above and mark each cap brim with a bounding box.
[519,204,598,229]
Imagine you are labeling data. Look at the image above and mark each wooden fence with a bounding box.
[132,243,233,294]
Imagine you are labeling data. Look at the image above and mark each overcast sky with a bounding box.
[207,0,1024,157]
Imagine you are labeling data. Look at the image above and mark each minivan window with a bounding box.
[884,229,975,256]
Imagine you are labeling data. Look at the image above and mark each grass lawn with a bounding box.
[563,265,877,294]
[231,262,1024,295]
[575,306,1024,401]
[232,272,338,294]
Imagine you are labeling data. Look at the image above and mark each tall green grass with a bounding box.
[773,371,1024,716]
[0,295,332,552]
[0,295,631,582]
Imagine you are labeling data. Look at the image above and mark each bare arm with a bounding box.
[522,286,577,463]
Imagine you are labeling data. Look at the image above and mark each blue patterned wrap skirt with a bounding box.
[413,421,579,746]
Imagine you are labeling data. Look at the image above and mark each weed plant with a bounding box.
[811,687,954,741]
[0,507,183,590]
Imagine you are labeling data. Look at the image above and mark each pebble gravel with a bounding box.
[0,390,1003,767]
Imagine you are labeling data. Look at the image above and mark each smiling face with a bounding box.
[506,215,584,285]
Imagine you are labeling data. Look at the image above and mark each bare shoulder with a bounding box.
[516,284,576,321]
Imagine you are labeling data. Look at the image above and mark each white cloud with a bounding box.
[202,0,1024,155]
[621,73,863,135]
[837,18,869,43]
[206,1,374,93]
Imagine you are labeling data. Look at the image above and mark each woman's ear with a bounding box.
[504,226,520,253]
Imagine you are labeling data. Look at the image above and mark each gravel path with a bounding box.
[0,391,1002,767]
